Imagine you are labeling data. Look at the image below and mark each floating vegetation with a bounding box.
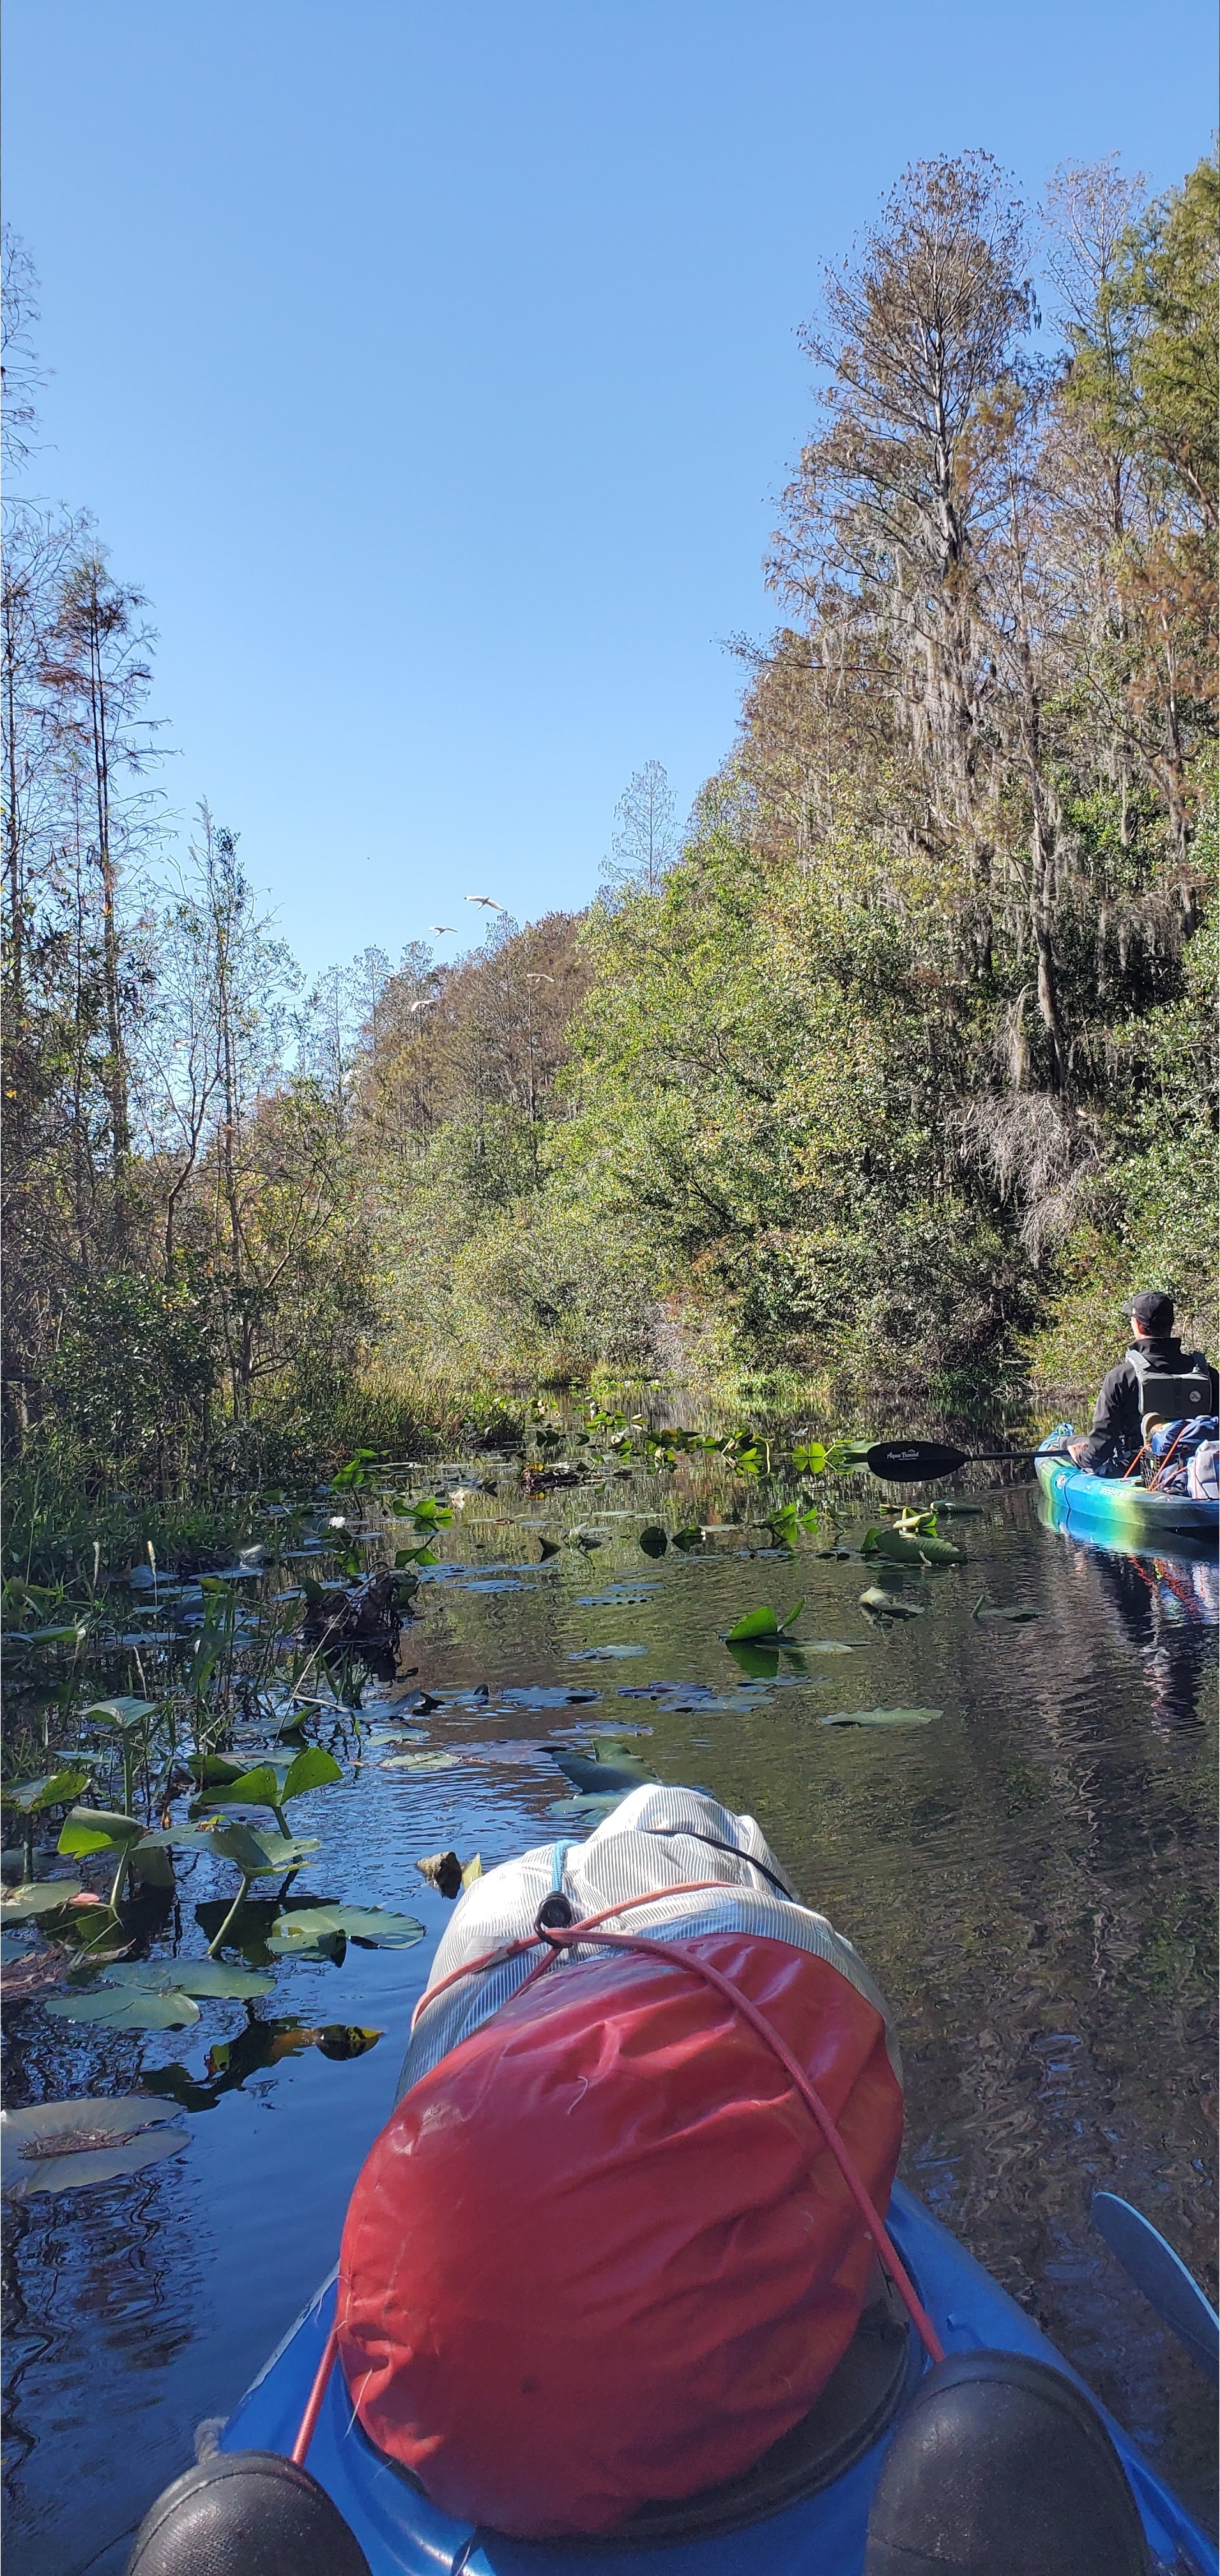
[568,1645,648,1661]
[724,1601,804,1642]
[0,1423,985,2212]
[972,1597,1041,1622]
[379,1749,462,1773]
[858,1586,926,1621]
[1,2098,189,2198]
[821,1706,942,1729]
[1,1880,86,1921]
[860,1524,965,1568]
[549,1742,655,1795]
[265,1904,425,1959]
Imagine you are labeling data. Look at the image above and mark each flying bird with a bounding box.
[524,973,555,984]
[409,995,439,1013]
[465,894,504,911]
[429,924,456,935]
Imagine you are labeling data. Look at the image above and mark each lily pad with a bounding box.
[551,1747,653,1795]
[268,1903,424,1952]
[98,1960,274,2000]
[577,1586,660,1606]
[46,1986,201,2029]
[568,1646,648,1662]
[725,1600,805,1643]
[379,1750,462,1772]
[58,1807,146,1857]
[1,2096,188,2198]
[860,1527,964,1567]
[637,1528,668,1558]
[84,1698,163,1731]
[1,1770,92,1816]
[858,1588,925,1620]
[972,1597,1041,1623]
[500,1687,600,1709]
[821,1706,942,1729]
[209,1824,320,1874]
[1,1879,84,1919]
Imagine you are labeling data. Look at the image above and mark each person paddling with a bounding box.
[1067,1292,1217,1475]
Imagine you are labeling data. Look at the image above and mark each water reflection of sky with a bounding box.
[2,1475,1216,2571]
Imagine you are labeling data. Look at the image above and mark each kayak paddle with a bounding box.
[860,1439,1072,1483]
[1092,2190,1219,2384]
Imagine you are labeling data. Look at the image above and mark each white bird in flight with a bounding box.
[465,894,505,911]
[409,995,439,1013]
[429,924,456,935]
[524,973,555,983]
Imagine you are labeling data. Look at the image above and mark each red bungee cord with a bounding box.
[292,1883,943,2465]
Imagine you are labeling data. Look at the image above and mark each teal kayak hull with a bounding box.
[1036,1450,1218,1560]
[220,2179,1216,2575]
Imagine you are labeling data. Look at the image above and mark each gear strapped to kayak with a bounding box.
[334,1788,919,2540]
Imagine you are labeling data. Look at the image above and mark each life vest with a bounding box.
[1131,1349,1213,1430]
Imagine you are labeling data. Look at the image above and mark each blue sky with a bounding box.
[4,0,1216,977]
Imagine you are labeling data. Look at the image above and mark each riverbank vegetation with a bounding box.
[3,147,1216,1517]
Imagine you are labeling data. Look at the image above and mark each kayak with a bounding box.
[220,2176,1217,2576]
[1036,1441,1219,1560]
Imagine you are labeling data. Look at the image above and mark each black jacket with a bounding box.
[1077,1335,1219,1474]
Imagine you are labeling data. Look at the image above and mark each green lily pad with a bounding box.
[58,1807,144,1857]
[1,2096,188,2197]
[46,1986,201,2029]
[99,1960,274,2000]
[1,1770,92,1815]
[860,1527,964,1567]
[551,1748,653,1795]
[821,1706,942,1729]
[725,1599,804,1642]
[267,1903,424,1952]
[1,1879,84,1919]
[638,1527,668,1558]
[84,1698,163,1731]
[379,1750,461,1772]
[185,1753,248,1788]
[210,1823,320,1874]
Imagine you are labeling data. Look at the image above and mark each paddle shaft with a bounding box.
[864,1439,1074,1481]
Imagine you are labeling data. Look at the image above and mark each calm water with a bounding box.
[2,1464,1216,2572]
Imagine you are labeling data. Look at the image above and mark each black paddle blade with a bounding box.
[865,1441,967,1482]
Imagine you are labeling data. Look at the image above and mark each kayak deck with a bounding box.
[1036,1452,1219,1559]
[220,2179,1216,2576]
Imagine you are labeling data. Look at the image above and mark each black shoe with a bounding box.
[863,2349,1152,2575]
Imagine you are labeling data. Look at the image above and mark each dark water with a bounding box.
[3,1469,1216,2572]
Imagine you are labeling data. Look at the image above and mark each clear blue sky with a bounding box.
[4,0,1216,977]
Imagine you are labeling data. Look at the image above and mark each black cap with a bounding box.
[1130,1291,1174,1334]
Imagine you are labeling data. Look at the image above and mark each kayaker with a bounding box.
[1067,1292,1217,1473]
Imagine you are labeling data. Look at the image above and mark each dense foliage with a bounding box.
[3,149,1216,1487]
